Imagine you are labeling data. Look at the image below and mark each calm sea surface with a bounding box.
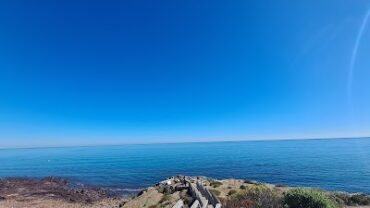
[1,138,370,194]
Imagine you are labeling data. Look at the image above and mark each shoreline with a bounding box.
[1,176,369,208]
[0,176,128,208]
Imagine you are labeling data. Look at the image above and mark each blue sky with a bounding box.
[1,0,370,147]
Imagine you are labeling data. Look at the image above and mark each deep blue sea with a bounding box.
[1,138,370,194]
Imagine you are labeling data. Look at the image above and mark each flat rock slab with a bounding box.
[0,177,110,203]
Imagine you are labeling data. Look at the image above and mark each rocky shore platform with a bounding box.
[0,177,127,208]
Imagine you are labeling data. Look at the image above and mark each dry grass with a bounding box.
[122,187,163,208]
[203,179,248,198]
[122,187,181,208]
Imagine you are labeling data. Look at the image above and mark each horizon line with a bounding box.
[0,136,369,150]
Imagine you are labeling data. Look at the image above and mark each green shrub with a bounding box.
[210,180,223,188]
[283,188,337,208]
[240,185,247,189]
[224,185,283,208]
[228,190,237,195]
[350,194,370,205]
[329,193,346,206]
[333,192,370,206]
[210,189,221,196]
[331,192,351,206]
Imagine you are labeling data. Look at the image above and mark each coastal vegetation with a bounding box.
[332,192,370,206]
[209,189,221,196]
[222,184,370,208]
[215,179,370,208]
[222,185,282,208]
[283,188,337,208]
[210,180,223,188]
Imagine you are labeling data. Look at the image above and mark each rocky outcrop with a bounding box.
[0,177,113,203]
[160,176,222,208]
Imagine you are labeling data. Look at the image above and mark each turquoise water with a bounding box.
[1,138,370,194]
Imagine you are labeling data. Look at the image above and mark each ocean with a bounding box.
[0,138,369,194]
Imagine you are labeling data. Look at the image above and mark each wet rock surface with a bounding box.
[0,176,113,203]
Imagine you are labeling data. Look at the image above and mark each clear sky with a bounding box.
[1,0,370,147]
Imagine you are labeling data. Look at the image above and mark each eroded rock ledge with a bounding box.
[0,176,127,208]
